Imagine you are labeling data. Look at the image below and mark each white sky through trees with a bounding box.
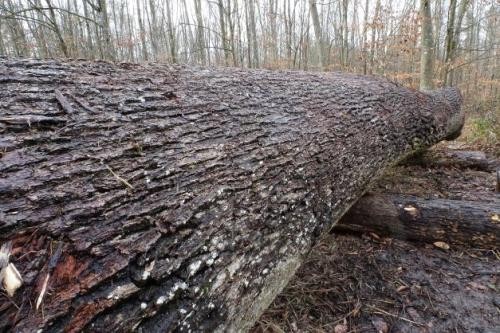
[0,0,497,93]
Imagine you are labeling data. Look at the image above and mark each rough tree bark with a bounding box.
[0,58,463,332]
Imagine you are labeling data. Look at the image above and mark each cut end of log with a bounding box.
[435,87,465,141]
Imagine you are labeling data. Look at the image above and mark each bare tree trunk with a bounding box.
[236,0,245,66]
[445,0,470,86]
[419,0,434,90]
[63,0,75,56]
[84,0,104,59]
[244,0,252,67]
[269,0,278,66]
[125,0,135,61]
[218,0,229,66]
[136,0,148,61]
[284,0,293,67]
[303,12,310,70]
[342,0,349,68]
[432,0,442,61]
[44,0,69,57]
[31,0,50,58]
[82,1,95,59]
[0,58,463,332]
[308,0,326,70]
[248,0,259,68]
[165,0,177,63]
[180,0,193,63]
[97,0,114,61]
[226,0,238,66]
[362,0,370,74]
[194,0,206,65]
[3,0,29,57]
[444,0,457,86]
[370,0,381,74]
[148,0,159,60]
[350,0,357,70]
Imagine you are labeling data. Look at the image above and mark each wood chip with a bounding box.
[403,205,418,217]
[433,241,450,250]
[2,263,23,297]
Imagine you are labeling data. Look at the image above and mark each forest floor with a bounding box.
[252,140,500,333]
[252,233,499,333]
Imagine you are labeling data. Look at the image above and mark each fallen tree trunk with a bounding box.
[0,58,463,332]
[336,193,500,248]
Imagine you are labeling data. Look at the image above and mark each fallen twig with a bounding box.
[365,304,425,326]
[104,163,135,190]
[69,94,97,113]
[36,242,63,311]
[55,89,76,116]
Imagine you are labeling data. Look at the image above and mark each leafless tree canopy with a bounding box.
[0,0,498,96]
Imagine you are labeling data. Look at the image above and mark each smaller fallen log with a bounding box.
[403,149,499,172]
[336,193,500,248]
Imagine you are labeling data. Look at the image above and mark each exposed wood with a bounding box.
[337,193,500,248]
[0,58,463,332]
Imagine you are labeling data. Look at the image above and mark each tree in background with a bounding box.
[0,0,497,103]
[420,0,434,90]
